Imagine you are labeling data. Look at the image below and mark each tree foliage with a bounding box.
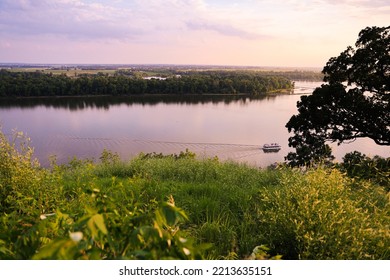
[286,26,390,166]
[0,70,293,97]
[338,151,389,189]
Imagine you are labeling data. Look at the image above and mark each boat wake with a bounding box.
[34,135,282,167]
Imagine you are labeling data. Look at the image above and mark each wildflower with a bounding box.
[183,248,191,256]
[40,213,55,220]
[69,232,83,242]
[179,237,187,243]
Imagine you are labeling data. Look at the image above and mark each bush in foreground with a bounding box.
[0,131,389,259]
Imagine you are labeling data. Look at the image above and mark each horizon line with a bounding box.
[0,62,323,70]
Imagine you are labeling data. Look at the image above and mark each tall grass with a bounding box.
[1,131,389,259]
[94,152,389,259]
[256,168,389,259]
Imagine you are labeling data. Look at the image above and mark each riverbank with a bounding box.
[1,132,389,260]
[0,92,273,100]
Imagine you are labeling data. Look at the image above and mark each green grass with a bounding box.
[0,132,389,260]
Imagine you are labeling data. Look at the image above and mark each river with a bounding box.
[0,81,388,167]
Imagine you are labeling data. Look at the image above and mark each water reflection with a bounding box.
[0,83,387,167]
[0,95,273,110]
[0,94,293,167]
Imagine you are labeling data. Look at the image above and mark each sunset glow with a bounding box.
[0,0,389,67]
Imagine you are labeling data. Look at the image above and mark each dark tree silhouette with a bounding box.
[286,26,390,166]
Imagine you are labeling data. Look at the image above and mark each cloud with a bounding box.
[314,0,390,22]
[0,0,142,40]
[319,0,390,7]
[0,0,271,42]
[2,0,388,66]
[186,20,269,40]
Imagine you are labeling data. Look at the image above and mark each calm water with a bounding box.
[0,82,388,167]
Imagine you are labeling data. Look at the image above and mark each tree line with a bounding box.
[178,70,323,81]
[116,67,323,81]
[0,70,293,97]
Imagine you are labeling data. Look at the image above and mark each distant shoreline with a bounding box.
[0,92,288,100]
[0,62,323,72]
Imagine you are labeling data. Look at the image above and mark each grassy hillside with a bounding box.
[0,132,389,260]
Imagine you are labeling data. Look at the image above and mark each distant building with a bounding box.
[143,76,167,80]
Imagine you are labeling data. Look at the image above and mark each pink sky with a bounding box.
[0,0,389,67]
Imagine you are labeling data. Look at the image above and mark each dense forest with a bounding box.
[0,69,293,97]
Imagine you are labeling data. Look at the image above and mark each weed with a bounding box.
[1,131,388,259]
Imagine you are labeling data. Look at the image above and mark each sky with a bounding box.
[0,0,389,67]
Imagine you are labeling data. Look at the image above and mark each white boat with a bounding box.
[262,143,281,152]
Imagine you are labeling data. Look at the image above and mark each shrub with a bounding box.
[1,131,388,260]
[339,151,389,189]
[257,168,390,259]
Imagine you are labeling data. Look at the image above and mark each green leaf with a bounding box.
[32,239,74,260]
[87,214,107,237]
[156,202,188,227]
